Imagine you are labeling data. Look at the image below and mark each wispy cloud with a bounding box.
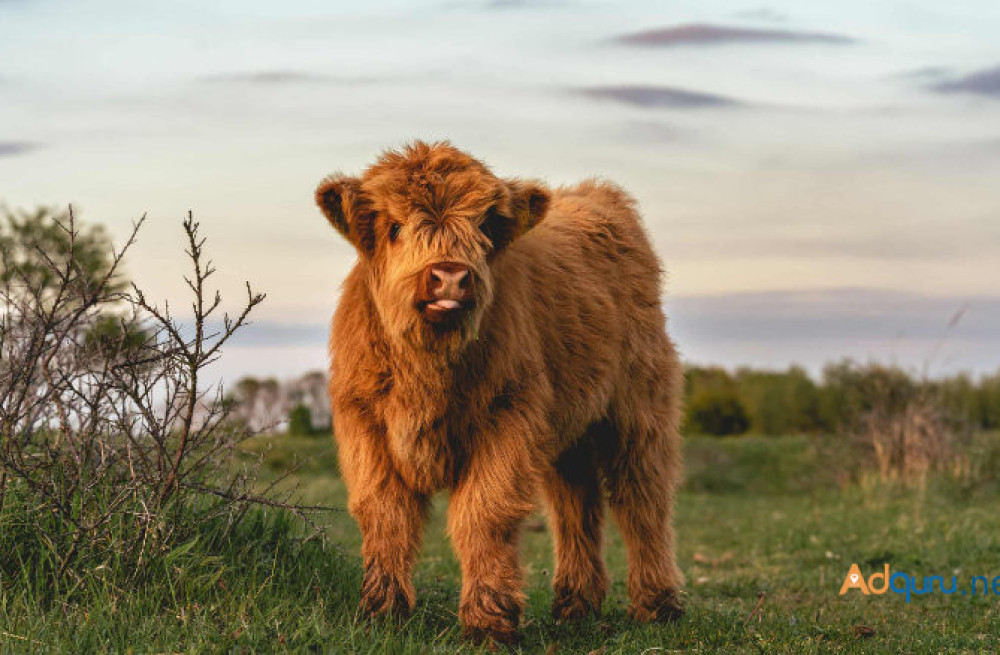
[720,233,995,261]
[668,289,1000,376]
[613,23,856,48]
[225,322,328,347]
[576,85,741,109]
[893,66,951,81]
[854,137,1000,169]
[484,0,569,8]
[933,65,1000,97]
[198,71,377,86]
[670,287,997,338]
[735,8,788,24]
[613,120,696,144]
[0,141,39,157]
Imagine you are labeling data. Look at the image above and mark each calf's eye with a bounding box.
[389,222,401,242]
[479,208,513,250]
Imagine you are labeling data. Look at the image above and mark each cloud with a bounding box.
[613,120,697,144]
[485,0,568,8]
[854,137,1000,170]
[933,65,1000,97]
[226,321,327,347]
[893,66,951,81]
[672,220,1000,262]
[667,288,1000,376]
[735,8,788,23]
[0,141,39,157]
[576,85,741,109]
[669,288,999,340]
[199,71,376,86]
[766,233,991,261]
[613,23,855,48]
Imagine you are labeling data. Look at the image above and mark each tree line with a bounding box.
[685,362,1000,436]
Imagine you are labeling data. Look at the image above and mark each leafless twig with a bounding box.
[0,208,326,589]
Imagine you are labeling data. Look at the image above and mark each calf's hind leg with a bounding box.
[602,362,685,622]
[542,432,608,621]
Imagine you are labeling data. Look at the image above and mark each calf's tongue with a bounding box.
[430,299,461,310]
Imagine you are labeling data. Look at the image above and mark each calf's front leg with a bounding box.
[447,432,539,644]
[336,409,428,618]
[354,480,428,618]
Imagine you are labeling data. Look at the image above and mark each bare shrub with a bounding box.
[823,362,974,485]
[0,208,329,593]
[856,396,966,483]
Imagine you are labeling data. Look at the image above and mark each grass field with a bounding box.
[4,433,1000,652]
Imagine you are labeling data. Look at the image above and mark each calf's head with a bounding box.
[316,141,549,357]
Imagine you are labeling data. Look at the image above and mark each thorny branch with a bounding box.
[0,208,335,587]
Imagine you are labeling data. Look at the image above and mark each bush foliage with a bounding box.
[287,404,315,436]
[685,362,1000,437]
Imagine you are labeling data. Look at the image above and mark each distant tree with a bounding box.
[736,365,822,434]
[1,205,149,365]
[684,361,1000,438]
[932,373,980,431]
[1,205,126,300]
[684,365,734,398]
[975,370,1000,431]
[287,404,314,436]
[81,312,150,363]
[687,388,750,436]
[287,371,331,432]
[819,360,917,433]
[227,373,331,435]
[684,366,750,436]
[227,376,284,432]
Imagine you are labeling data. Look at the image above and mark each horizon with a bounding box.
[3,0,999,383]
[219,286,999,385]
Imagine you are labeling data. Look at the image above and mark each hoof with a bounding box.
[460,586,522,646]
[552,584,602,622]
[358,568,413,619]
[629,588,683,623]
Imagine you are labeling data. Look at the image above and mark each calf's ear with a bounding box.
[315,175,376,255]
[507,179,550,235]
[481,179,551,252]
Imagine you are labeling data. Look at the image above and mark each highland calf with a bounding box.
[316,142,684,644]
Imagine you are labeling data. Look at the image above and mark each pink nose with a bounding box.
[428,262,471,296]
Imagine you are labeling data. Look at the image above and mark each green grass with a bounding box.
[4,433,1000,652]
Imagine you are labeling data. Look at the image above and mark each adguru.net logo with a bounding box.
[840,563,1000,602]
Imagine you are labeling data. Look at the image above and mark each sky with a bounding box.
[2,0,999,382]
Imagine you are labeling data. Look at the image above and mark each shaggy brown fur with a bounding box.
[316,142,684,644]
